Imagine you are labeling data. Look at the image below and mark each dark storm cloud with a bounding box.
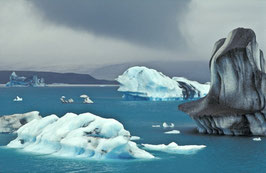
[29,0,190,50]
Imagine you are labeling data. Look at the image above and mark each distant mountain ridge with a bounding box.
[0,71,117,85]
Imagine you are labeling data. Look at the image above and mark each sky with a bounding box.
[0,0,265,74]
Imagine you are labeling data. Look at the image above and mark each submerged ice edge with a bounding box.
[7,112,154,160]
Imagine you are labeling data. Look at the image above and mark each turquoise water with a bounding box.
[0,87,265,173]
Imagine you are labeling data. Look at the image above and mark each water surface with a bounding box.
[0,87,265,173]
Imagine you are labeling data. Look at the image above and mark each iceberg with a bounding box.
[7,112,154,160]
[6,72,45,87]
[80,95,94,104]
[116,66,209,101]
[13,96,23,102]
[253,137,261,141]
[0,111,41,133]
[142,142,206,154]
[163,122,175,128]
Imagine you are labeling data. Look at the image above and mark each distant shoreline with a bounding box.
[0,84,119,87]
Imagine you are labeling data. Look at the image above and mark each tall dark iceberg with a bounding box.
[179,28,266,136]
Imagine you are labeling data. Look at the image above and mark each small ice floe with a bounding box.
[68,98,74,103]
[80,94,93,104]
[130,136,141,141]
[142,142,206,155]
[60,96,74,104]
[163,122,174,128]
[253,137,261,141]
[60,96,67,103]
[13,96,23,102]
[152,125,161,128]
[164,130,180,134]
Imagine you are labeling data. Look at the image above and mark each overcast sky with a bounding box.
[0,0,265,72]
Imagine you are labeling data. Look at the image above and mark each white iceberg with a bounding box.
[7,112,154,160]
[116,66,210,101]
[253,137,261,141]
[80,95,93,104]
[68,98,74,103]
[164,130,180,134]
[60,96,74,104]
[13,96,23,102]
[163,122,174,128]
[142,142,206,154]
[0,111,41,133]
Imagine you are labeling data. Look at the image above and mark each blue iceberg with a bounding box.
[6,72,45,87]
[116,66,209,101]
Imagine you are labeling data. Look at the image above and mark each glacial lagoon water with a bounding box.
[0,87,265,173]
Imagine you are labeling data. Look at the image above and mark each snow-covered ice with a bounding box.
[142,142,206,154]
[163,122,174,128]
[7,112,154,160]
[253,137,261,141]
[116,66,210,101]
[13,96,23,102]
[0,111,41,133]
[164,130,180,134]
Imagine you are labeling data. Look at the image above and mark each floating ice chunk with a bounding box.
[253,137,261,141]
[142,142,206,155]
[80,95,94,104]
[7,112,154,160]
[80,94,88,98]
[152,125,161,128]
[13,96,23,102]
[60,96,67,103]
[130,136,141,141]
[60,96,75,104]
[164,130,180,134]
[0,111,41,133]
[68,98,74,103]
[163,122,174,128]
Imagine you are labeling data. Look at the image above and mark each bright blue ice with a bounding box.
[6,72,45,87]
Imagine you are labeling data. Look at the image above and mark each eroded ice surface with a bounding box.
[7,112,154,160]
[0,111,41,133]
[116,66,209,101]
[142,142,206,154]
